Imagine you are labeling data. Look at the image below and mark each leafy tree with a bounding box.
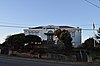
[2,33,42,53]
[25,35,41,44]
[54,29,61,39]
[82,38,97,49]
[5,33,25,51]
[25,35,42,52]
[54,29,72,51]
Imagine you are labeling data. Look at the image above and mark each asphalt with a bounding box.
[0,54,100,65]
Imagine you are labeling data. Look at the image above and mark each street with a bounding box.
[0,55,99,66]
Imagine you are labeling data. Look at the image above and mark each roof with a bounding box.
[29,25,74,29]
[59,26,74,28]
[29,26,43,29]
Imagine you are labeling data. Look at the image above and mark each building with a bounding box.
[24,25,81,47]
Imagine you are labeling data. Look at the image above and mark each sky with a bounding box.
[0,0,100,43]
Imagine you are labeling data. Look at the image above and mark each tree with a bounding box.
[25,35,42,52]
[3,34,42,53]
[82,38,97,49]
[54,29,62,39]
[25,35,41,44]
[4,33,25,51]
[54,29,72,51]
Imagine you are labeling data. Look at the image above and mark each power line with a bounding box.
[0,24,99,31]
[0,24,30,28]
[0,22,37,27]
[82,29,98,30]
[84,0,100,9]
[0,21,100,28]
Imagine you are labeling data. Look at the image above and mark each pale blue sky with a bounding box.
[0,0,100,43]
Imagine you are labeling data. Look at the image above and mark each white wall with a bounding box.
[24,27,81,47]
[71,29,81,47]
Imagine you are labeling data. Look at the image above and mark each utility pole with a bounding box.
[93,35,96,47]
[93,23,95,47]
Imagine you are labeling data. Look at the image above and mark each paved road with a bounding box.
[0,55,99,66]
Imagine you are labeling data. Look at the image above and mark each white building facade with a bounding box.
[24,25,81,47]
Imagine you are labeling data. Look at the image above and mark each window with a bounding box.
[71,32,75,37]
